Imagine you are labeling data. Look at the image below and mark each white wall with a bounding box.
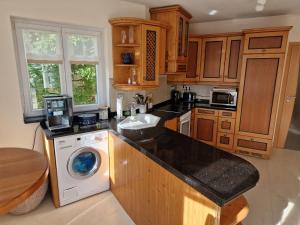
[190,14,300,41]
[0,0,146,152]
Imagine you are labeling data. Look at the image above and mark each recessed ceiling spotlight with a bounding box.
[208,10,218,16]
[255,4,264,11]
[257,0,267,5]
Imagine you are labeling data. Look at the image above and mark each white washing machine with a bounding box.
[54,130,109,206]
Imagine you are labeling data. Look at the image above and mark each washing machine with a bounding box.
[54,130,109,206]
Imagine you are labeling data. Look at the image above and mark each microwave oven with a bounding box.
[209,88,237,107]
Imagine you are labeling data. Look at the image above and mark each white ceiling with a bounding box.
[123,0,300,22]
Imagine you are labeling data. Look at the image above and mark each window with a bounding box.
[13,18,107,118]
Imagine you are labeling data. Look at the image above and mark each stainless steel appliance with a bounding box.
[78,113,97,127]
[44,96,73,131]
[209,88,237,107]
[179,111,191,136]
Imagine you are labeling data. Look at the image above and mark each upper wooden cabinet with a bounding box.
[150,5,192,74]
[200,36,227,82]
[224,36,243,83]
[167,38,201,83]
[243,27,292,54]
[110,18,167,90]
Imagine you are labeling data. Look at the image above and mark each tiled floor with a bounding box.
[1,148,299,225]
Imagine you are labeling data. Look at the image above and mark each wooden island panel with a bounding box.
[109,132,221,225]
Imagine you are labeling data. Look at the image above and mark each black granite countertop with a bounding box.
[109,120,259,207]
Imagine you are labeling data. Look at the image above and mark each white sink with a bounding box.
[118,114,160,130]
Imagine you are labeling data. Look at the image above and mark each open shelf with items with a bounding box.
[110,17,167,90]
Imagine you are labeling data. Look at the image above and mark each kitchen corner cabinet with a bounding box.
[109,132,220,225]
[167,38,201,83]
[110,18,167,90]
[150,5,192,74]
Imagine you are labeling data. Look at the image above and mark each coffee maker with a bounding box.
[44,96,73,131]
[171,89,180,104]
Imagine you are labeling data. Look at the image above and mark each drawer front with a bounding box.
[234,135,272,158]
[219,110,236,118]
[218,117,235,133]
[244,31,288,54]
[217,132,234,151]
[195,108,219,116]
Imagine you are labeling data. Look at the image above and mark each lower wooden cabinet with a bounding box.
[193,114,218,146]
[217,132,234,151]
[109,132,221,225]
[164,117,178,131]
[234,135,272,159]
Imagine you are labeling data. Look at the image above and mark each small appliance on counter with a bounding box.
[210,87,238,107]
[78,113,97,127]
[182,87,196,103]
[171,89,180,104]
[44,95,73,131]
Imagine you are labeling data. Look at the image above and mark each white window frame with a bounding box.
[12,17,107,118]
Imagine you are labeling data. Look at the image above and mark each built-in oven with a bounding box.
[179,111,191,137]
[209,88,237,107]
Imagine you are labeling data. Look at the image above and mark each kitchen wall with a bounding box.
[190,14,300,41]
[0,0,147,152]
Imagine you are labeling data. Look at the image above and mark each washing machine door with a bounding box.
[67,147,101,179]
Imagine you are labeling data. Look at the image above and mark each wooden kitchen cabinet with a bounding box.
[217,132,234,151]
[109,132,221,225]
[193,114,218,146]
[234,135,272,159]
[218,117,235,134]
[192,108,236,152]
[235,54,285,140]
[167,37,201,83]
[243,27,292,54]
[224,36,243,83]
[164,117,178,131]
[200,37,227,82]
[110,18,167,90]
[150,5,192,74]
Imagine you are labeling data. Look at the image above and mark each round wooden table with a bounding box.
[0,148,49,215]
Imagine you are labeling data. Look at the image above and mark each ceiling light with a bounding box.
[257,0,267,5]
[208,10,218,16]
[255,4,264,11]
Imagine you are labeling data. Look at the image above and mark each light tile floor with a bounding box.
[1,148,299,225]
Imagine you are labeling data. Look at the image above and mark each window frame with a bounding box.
[12,17,107,118]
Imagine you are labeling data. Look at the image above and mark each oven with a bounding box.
[179,111,191,137]
[209,88,237,107]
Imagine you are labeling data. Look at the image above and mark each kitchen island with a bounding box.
[108,119,259,225]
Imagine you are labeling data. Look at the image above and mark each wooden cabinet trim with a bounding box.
[200,37,227,82]
[235,54,285,139]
